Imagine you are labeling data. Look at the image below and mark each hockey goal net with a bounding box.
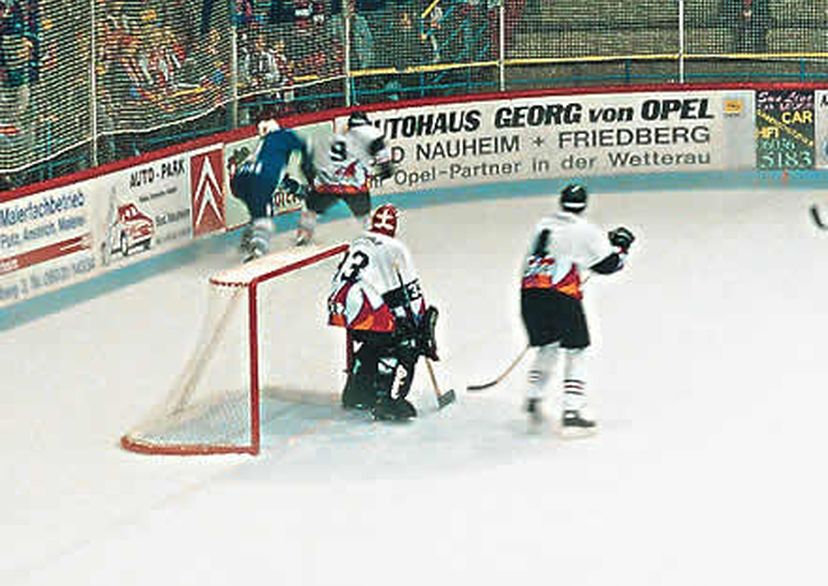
[121,242,350,455]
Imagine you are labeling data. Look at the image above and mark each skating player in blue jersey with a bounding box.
[228,119,312,262]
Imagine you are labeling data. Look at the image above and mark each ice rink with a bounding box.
[3,179,827,586]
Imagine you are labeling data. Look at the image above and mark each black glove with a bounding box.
[395,316,418,340]
[376,161,394,181]
[418,305,440,361]
[280,175,305,198]
[608,226,635,253]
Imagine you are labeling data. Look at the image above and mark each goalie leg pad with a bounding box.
[342,343,380,410]
[352,332,419,420]
[372,354,418,421]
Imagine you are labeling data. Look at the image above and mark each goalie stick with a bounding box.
[810,204,827,230]
[425,358,456,408]
[394,266,456,409]
[467,345,529,391]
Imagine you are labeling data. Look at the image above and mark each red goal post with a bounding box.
[120,242,349,456]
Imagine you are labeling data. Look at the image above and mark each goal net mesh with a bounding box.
[121,243,349,455]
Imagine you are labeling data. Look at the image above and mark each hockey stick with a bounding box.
[425,358,456,408]
[810,204,828,230]
[466,345,530,391]
[394,265,455,409]
[466,271,597,392]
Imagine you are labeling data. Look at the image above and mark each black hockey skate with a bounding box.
[341,381,374,411]
[371,397,417,422]
[525,398,544,432]
[560,409,597,437]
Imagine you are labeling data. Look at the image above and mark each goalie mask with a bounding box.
[369,204,399,237]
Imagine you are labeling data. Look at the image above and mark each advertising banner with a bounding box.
[363,90,755,195]
[0,182,96,306]
[0,144,225,308]
[815,91,828,169]
[756,89,815,170]
[92,144,224,270]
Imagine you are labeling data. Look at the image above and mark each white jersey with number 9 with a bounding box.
[312,125,390,194]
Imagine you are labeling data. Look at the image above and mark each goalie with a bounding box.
[327,204,439,421]
[228,119,312,262]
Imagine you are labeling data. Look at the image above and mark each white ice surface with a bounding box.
[3,187,827,586]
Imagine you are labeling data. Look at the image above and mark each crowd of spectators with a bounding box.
[8,0,827,192]
[1,0,38,133]
[2,0,521,188]
[723,0,769,53]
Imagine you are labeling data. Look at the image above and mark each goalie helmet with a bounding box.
[560,182,588,213]
[369,203,399,237]
[348,110,370,129]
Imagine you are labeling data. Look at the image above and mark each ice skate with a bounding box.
[341,378,374,411]
[239,226,254,260]
[560,409,597,438]
[242,245,265,264]
[295,209,317,246]
[295,227,313,246]
[242,219,274,263]
[371,397,416,422]
[525,398,545,432]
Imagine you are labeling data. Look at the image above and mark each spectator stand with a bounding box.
[3,0,828,192]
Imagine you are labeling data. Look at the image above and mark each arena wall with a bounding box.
[1,84,826,311]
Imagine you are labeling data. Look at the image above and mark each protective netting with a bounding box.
[121,243,349,455]
[2,0,828,188]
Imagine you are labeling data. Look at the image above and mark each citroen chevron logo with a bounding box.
[192,150,224,236]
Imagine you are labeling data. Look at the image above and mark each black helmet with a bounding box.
[560,183,588,213]
[348,110,370,129]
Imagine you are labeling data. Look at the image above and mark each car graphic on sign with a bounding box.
[109,203,154,257]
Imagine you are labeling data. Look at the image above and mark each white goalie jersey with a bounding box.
[328,232,425,333]
[521,211,614,300]
[311,124,391,195]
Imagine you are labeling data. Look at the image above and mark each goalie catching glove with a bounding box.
[395,305,440,361]
[608,226,635,253]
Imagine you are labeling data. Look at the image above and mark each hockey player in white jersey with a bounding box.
[295,111,394,245]
[328,204,439,421]
[520,183,635,435]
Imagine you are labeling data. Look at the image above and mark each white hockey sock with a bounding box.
[526,343,559,400]
[297,209,318,241]
[250,218,274,254]
[562,348,588,411]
